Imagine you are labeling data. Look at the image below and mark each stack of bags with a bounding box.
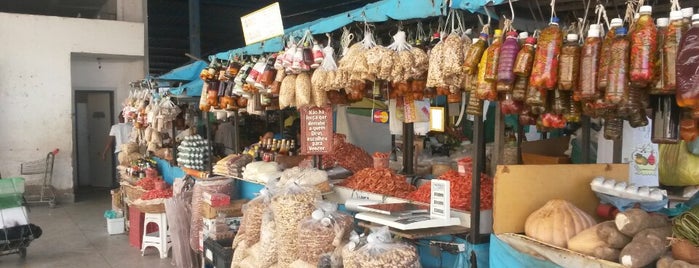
[214,154,253,178]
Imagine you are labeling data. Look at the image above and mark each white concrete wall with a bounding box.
[0,12,144,198]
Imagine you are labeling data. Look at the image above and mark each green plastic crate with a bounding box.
[0,193,23,209]
[0,177,25,195]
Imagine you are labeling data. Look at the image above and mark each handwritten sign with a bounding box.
[300,106,333,155]
[240,2,284,45]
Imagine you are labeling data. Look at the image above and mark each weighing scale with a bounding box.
[354,179,461,230]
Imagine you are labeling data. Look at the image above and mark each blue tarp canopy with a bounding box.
[158,60,207,81]
[169,78,204,96]
[213,0,503,60]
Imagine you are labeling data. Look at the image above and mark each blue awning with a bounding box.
[158,60,207,81]
[169,78,204,96]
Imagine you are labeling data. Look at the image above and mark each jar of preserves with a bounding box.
[558,34,581,91]
[605,27,630,105]
[598,18,624,91]
[629,6,658,88]
[581,24,602,101]
[530,17,563,91]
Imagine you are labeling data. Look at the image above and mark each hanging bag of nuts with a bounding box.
[289,202,354,268]
[342,226,420,268]
[231,187,274,267]
[270,182,322,267]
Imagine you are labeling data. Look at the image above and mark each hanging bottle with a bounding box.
[497,30,520,85]
[651,95,680,143]
[605,27,630,105]
[626,88,649,128]
[597,18,624,91]
[512,76,528,101]
[651,18,670,94]
[676,14,699,108]
[604,117,624,140]
[476,39,497,101]
[500,92,523,115]
[466,90,484,116]
[530,17,563,91]
[581,24,603,101]
[558,34,581,91]
[663,11,688,94]
[552,89,571,115]
[565,96,582,123]
[463,33,488,74]
[682,8,694,30]
[629,6,658,88]
[680,110,699,141]
[485,29,503,82]
[519,105,537,125]
[513,37,536,77]
[526,84,548,115]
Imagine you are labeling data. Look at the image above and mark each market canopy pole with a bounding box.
[470,115,486,245]
[189,0,201,58]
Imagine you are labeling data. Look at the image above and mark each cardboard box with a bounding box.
[493,164,629,267]
[203,216,242,234]
[201,199,247,219]
[520,136,572,164]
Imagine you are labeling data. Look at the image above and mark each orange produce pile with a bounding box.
[339,168,416,198]
[406,158,493,210]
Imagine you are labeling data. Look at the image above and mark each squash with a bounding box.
[524,199,597,248]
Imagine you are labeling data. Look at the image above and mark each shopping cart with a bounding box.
[20,149,58,208]
[0,177,42,258]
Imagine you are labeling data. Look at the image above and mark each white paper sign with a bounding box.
[240,2,284,45]
[621,121,659,186]
[430,179,450,220]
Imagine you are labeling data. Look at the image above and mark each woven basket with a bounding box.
[120,182,146,202]
[131,199,166,214]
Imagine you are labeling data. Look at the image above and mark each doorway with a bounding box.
[74,91,115,198]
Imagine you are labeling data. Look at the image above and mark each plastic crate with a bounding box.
[203,238,233,268]
[0,178,25,195]
[0,193,23,209]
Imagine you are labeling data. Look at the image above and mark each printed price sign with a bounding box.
[300,106,333,155]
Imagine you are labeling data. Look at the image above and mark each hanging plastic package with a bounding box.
[659,141,699,186]
[605,27,630,105]
[604,117,624,140]
[598,18,624,91]
[484,29,503,82]
[580,24,602,101]
[676,14,699,109]
[529,17,563,91]
[512,36,536,101]
[558,33,581,91]
[629,6,658,88]
[463,33,488,74]
[680,110,699,142]
[476,39,497,101]
[500,92,523,115]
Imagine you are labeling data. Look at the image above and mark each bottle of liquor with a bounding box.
[279,139,289,156]
[289,140,296,156]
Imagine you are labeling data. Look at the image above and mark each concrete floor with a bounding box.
[0,189,176,268]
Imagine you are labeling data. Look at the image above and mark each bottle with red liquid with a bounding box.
[530,17,563,91]
[606,27,630,105]
[676,14,699,109]
[663,11,688,94]
[598,18,624,92]
[651,18,670,94]
[629,6,658,88]
[580,24,602,101]
[558,34,581,91]
[651,95,680,144]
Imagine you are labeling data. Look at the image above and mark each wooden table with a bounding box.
[357,220,469,240]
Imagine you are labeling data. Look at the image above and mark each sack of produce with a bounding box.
[231,188,273,267]
[240,209,278,268]
[270,182,322,267]
[659,141,699,186]
[342,226,420,268]
[290,202,354,267]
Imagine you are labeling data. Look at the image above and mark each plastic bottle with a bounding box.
[629,6,658,88]
[552,89,571,115]
[598,18,624,91]
[565,96,582,123]
[476,45,497,101]
[682,8,694,30]
[606,27,630,104]
[500,93,523,115]
[512,75,529,101]
[651,95,680,144]
[680,110,699,141]
[530,17,563,91]
[466,90,483,116]
[676,14,699,108]
[651,18,670,94]
[463,33,488,74]
[518,32,529,45]
[558,34,581,91]
[663,11,688,94]
[604,117,624,140]
[497,31,521,84]
[526,85,548,114]
[485,29,503,82]
[581,24,603,101]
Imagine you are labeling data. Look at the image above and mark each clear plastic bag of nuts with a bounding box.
[342,226,421,268]
[294,202,354,266]
[270,182,322,267]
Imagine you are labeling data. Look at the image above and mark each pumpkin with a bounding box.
[524,199,597,248]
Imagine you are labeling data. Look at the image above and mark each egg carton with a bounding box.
[590,177,666,202]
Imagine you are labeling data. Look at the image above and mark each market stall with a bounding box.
[106,0,699,267]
